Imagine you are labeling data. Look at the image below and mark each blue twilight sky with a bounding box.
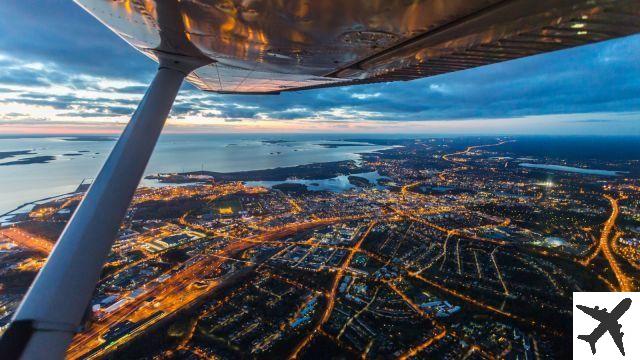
[0,0,639,135]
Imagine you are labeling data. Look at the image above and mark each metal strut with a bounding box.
[0,54,208,359]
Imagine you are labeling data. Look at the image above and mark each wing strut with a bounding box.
[0,54,209,359]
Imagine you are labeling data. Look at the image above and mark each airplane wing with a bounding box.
[576,304,609,322]
[75,0,640,94]
[609,324,626,356]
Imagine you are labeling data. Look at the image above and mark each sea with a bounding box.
[0,134,391,214]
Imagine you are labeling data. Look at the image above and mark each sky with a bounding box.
[0,1,639,135]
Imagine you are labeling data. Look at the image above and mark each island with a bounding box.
[0,155,56,166]
[0,150,35,160]
[261,140,292,144]
[63,136,115,142]
[316,142,372,148]
[272,183,309,193]
[347,175,373,187]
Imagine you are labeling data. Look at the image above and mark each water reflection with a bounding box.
[245,171,388,192]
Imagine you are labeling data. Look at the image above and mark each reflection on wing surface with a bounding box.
[76,0,640,93]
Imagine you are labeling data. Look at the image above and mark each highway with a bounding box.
[578,194,631,291]
[598,194,632,292]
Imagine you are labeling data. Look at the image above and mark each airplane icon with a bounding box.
[576,298,631,356]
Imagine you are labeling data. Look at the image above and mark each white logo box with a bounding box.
[573,292,640,359]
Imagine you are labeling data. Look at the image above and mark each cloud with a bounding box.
[0,1,155,81]
[351,92,381,100]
